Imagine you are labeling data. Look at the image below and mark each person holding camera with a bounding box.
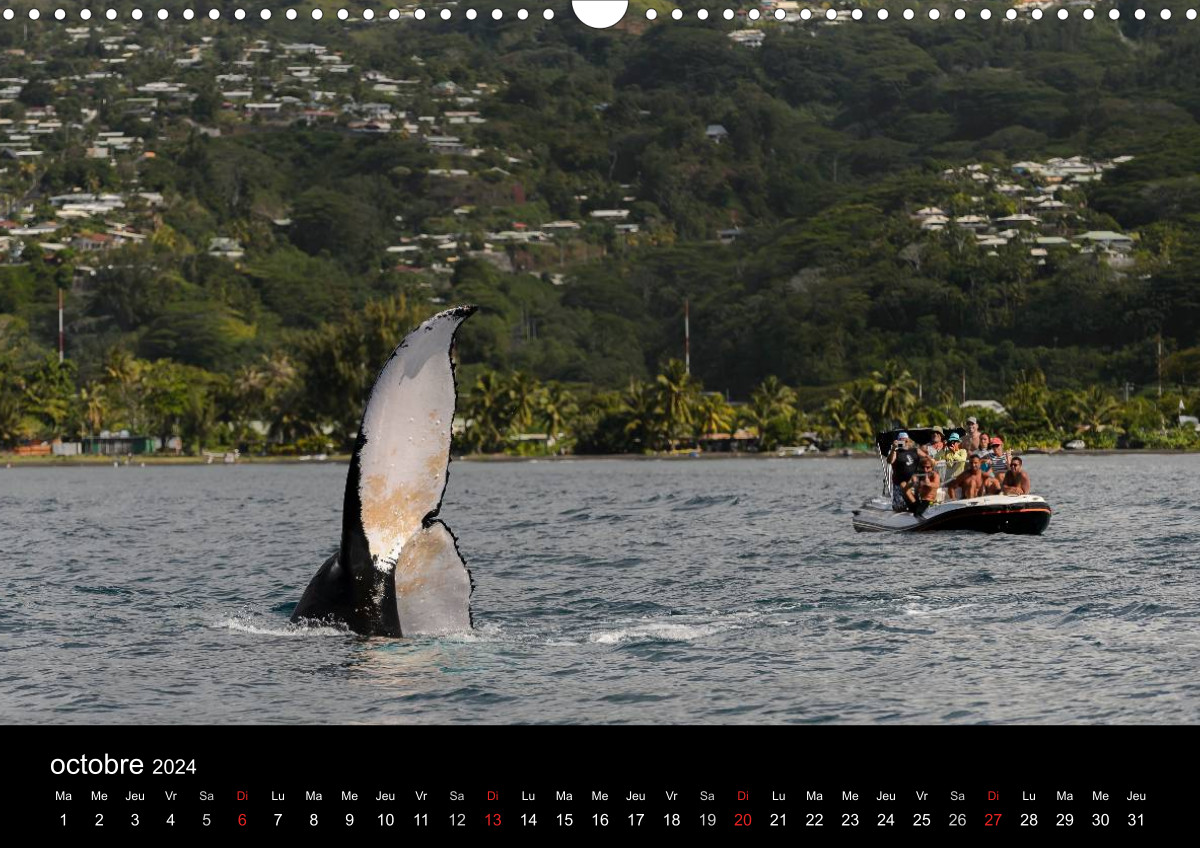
[887,432,922,512]
[942,433,968,478]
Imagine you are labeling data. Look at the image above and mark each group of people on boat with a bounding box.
[887,416,1032,515]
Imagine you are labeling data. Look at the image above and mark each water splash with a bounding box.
[213,616,348,638]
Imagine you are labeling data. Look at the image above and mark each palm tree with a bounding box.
[655,359,698,448]
[742,375,797,450]
[150,222,192,254]
[297,323,362,445]
[180,386,218,455]
[737,402,770,447]
[1005,369,1053,432]
[911,406,955,429]
[790,406,815,439]
[868,361,919,427]
[78,382,108,436]
[1045,389,1075,432]
[1069,386,1121,433]
[103,347,148,432]
[257,352,300,445]
[695,393,734,438]
[232,364,267,421]
[539,382,578,450]
[24,357,76,436]
[621,379,667,452]
[465,370,511,453]
[267,392,318,448]
[0,389,22,447]
[823,389,873,446]
[752,376,797,415]
[261,352,298,393]
[935,388,959,423]
[505,371,539,434]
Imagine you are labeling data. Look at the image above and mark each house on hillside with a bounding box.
[426,136,466,155]
[1074,230,1134,251]
[542,220,582,232]
[954,215,989,230]
[995,213,1042,227]
[729,30,765,48]
[208,237,244,260]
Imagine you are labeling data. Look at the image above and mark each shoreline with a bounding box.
[3,449,1199,467]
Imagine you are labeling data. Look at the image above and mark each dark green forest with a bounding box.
[3,7,1200,453]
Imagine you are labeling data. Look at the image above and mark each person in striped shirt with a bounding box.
[984,436,1010,475]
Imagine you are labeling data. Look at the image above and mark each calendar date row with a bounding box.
[59,810,1148,829]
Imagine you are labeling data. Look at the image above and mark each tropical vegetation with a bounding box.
[3,12,1200,455]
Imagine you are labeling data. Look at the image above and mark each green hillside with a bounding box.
[2,7,1199,453]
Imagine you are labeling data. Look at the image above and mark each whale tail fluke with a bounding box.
[291,305,477,638]
[393,521,473,636]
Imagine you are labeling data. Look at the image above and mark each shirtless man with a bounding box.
[947,455,987,499]
[1000,456,1031,495]
[908,457,941,516]
[963,416,984,452]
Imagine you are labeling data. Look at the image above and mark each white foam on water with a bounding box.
[214,616,347,637]
[393,611,773,649]
[438,629,483,643]
[588,621,722,644]
[901,602,978,618]
[437,621,505,643]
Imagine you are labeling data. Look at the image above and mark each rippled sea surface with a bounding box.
[2,455,1198,725]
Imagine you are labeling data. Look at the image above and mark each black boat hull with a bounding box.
[911,504,1051,534]
[851,496,1052,534]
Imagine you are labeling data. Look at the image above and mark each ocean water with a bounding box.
[2,455,1198,725]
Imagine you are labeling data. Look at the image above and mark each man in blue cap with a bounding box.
[887,431,921,511]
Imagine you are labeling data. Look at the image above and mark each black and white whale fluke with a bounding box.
[292,305,476,636]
